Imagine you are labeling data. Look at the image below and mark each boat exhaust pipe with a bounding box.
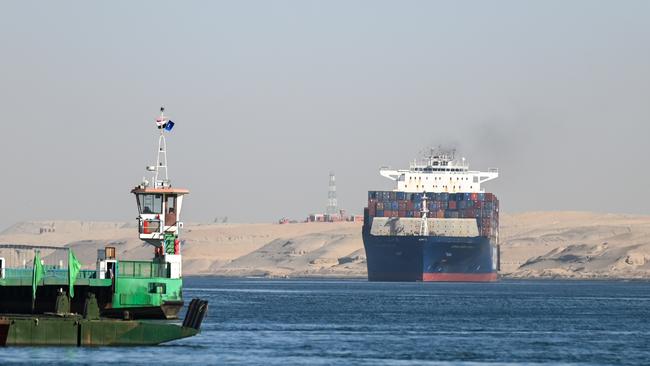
[182,298,208,331]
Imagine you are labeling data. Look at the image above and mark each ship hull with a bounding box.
[0,319,8,346]
[362,227,498,282]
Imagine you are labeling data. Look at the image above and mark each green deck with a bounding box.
[0,260,182,317]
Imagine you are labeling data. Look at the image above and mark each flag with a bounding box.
[31,251,45,305]
[68,249,82,298]
[164,120,175,131]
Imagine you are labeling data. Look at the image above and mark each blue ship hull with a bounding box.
[362,223,499,282]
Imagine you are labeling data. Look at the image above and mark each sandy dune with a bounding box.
[499,212,650,279]
[1,212,649,279]
[0,221,367,277]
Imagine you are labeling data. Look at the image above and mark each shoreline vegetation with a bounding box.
[1,211,649,280]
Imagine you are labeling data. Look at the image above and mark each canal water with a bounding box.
[1,278,649,365]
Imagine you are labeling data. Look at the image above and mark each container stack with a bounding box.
[367,191,499,238]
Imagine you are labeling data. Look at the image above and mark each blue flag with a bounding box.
[164,120,175,131]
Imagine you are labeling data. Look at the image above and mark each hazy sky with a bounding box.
[1,1,649,229]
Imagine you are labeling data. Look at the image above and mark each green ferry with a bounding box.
[0,107,207,346]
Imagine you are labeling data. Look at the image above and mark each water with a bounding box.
[1,278,649,365]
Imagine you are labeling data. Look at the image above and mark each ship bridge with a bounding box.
[379,149,498,193]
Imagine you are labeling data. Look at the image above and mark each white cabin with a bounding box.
[379,149,498,193]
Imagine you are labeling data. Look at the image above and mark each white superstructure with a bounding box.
[129,107,188,279]
[379,148,498,193]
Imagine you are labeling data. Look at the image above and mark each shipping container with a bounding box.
[366,191,499,227]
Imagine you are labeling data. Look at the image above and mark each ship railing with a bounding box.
[0,244,69,272]
[3,268,32,278]
[488,168,499,173]
[78,270,98,279]
[2,268,97,279]
[3,261,168,279]
[0,244,98,281]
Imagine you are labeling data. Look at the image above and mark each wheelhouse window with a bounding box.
[138,194,163,214]
[166,195,176,213]
[165,195,177,226]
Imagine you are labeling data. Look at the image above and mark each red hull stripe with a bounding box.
[422,273,498,282]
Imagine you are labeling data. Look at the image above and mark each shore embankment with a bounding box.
[2,212,649,280]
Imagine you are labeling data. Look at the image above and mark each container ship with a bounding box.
[362,149,500,282]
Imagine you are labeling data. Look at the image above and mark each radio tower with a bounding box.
[326,172,338,215]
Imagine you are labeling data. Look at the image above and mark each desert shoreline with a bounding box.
[2,211,650,280]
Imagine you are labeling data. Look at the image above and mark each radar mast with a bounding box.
[147,106,172,188]
[131,107,188,279]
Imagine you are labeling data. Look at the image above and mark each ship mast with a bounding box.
[149,107,171,188]
[419,192,429,236]
[132,107,187,279]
